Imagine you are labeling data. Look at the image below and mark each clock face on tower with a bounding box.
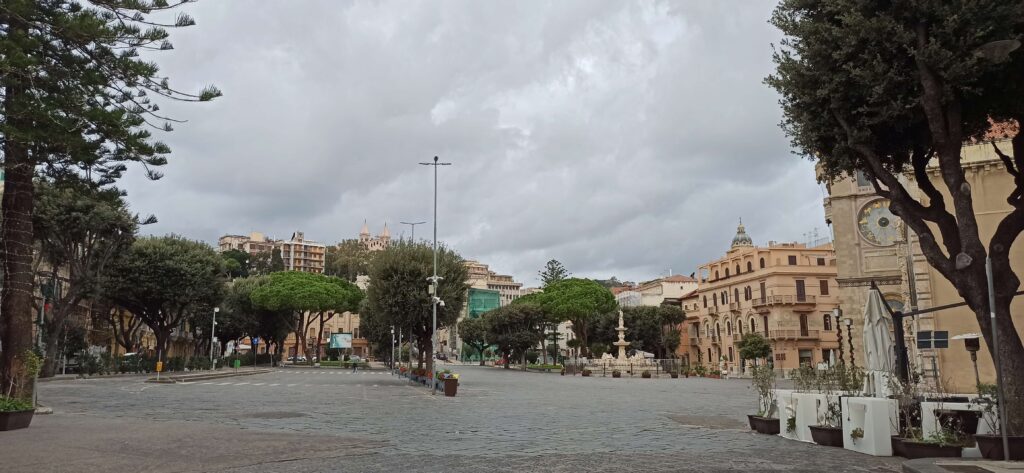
[858,199,900,246]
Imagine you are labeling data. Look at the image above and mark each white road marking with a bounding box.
[269,383,280,386]
[234,382,250,386]
[217,382,231,385]
[251,383,265,386]
[287,384,297,387]
[201,382,214,385]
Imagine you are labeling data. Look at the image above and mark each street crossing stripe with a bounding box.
[251,383,265,386]
[287,384,296,386]
[217,382,231,385]
[269,383,280,386]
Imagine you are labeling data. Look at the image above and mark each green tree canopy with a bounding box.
[483,304,546,369]
[103,236,225,361]
[767,0,1024,433]
[540,278,617,358]
[325,239,374,282]
[221,249,250,278]
[362,241,468,369]
[737,333,772,365]
[458,317,490,366]
[0,0,219,397]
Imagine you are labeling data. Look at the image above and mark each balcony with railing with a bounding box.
[768,329,821,340]
[708,305,719,315]
[728,302,741,313]
[751,294,817,308]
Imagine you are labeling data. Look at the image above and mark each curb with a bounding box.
[146,369,273,384]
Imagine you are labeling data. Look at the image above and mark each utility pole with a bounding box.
[420,156,451,394]
[211,307,219,369]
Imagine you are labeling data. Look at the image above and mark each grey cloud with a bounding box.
[121,0,825,285]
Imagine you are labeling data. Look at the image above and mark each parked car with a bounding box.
[288,356,307,363]
[434,352,448,361]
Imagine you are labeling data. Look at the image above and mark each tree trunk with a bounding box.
[39,319,66,378]
[0,54,36,398]
[976,301,1024,436]
[154,328,171,364]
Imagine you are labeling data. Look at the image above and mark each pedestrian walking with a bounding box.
[351,359,357,373]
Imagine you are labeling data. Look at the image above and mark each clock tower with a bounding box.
[822,170,911,367]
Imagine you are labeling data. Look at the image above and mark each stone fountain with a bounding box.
[613,310,630,361]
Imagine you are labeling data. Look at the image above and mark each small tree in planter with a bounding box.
[809,364,864,447]
[903,377,967,459]
[0,351,42,431]
[748,365,780,434]
[972,383,1024,460]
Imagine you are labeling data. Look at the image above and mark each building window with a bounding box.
[735,264,741,275]
[796,280,806,301]
[759,281,766,303]
[817,257,826,266]
[715,270,719,280]
[749,317,756,334]
[725,268,730,278]
[799,314,809,337]
[763,315,769,337]
[819,279,830,296]
[713,293,718,306]
[759,257,766,269]
[823,314,832,331]
[775,353,786,361]
[737,318,743,335]
[747,261,753,272]
[917,331,949,349]
[703,296,707,308]
[734,288,740,303]
[788,255,798,265]
[726,321,732,335]
[728,347,734,362]
[708,348,712,361]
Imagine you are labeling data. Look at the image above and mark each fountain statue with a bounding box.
[613,310,630,361]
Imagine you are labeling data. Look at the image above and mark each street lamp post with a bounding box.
[391,326,396,375]
[211,307,220,369]
[400,221,426,242]
[420,155,451,395]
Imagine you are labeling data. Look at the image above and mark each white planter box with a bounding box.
[792,392,828,443]
[776,390,798,440]
[842,397,897,456]
[919,400,994,459]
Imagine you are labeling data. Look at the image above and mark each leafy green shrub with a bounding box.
[525,350,540,365]
[641,370,652,379]
[0,396,34,412]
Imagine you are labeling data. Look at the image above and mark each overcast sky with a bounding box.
[123,1,828,286]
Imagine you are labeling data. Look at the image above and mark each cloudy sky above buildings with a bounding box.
[124,1,828,286]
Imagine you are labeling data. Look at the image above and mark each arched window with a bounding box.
[715,323,721,338]
[708,348,712,361]
[737,318,743,335]
[762,315,769,337]
[735,264,741,275]
[725,268,730,278]
[749,317,756,334]
[759,258,766,269]
[715,270,719,280]
[734,288,740,303]
[703,296,707,308]
[713,293,718,306]
[727,321,733,335]
[747,261,753,272]
[823,314,832,331]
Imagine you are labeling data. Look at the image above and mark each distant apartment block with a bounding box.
[217,231,326,273]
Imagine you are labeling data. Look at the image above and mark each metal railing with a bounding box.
[751,294,817,308]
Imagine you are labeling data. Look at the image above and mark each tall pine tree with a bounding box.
[0,1,219,397]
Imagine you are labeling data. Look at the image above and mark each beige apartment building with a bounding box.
[684,222,841,374]
[616,275,697,307]
[217,231,326,273]
[823,130,1024,393]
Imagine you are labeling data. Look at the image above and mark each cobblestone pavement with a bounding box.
[3,365,903,472]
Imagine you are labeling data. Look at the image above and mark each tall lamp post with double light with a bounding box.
[400,221,426,243]
[420,156,451,394]
[210,307,219,369]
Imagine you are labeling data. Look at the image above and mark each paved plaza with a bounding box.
[1,365,903,472]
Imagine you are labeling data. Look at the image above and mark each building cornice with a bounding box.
[837,275,902,288]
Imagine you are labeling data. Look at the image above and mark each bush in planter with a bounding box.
[809,364,865,447]
[641,370,652,379]
[669,371,679,379]
[970,383,1024,460]
[581,369,592,377]
[0,351,41,431]
[611,370,621,378]
[748,365,780,434]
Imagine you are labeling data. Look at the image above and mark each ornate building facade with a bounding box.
[684,222,841,374]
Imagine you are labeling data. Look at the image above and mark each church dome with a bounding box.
[731,219,753,248]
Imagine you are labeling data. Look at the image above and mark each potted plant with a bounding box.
[581,368,592,377]
[611,370,621,378]
[438,371,459,397]
[809,364,862,447]
[901,428,963,459]
[972,383,1024,460]
[850,427,864,443]
[887,372,924,457]
[670,370,679,379]
[748,365,780,434]
[0,351,41,431]
[786,415,797,435]
[641,370,652,379]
